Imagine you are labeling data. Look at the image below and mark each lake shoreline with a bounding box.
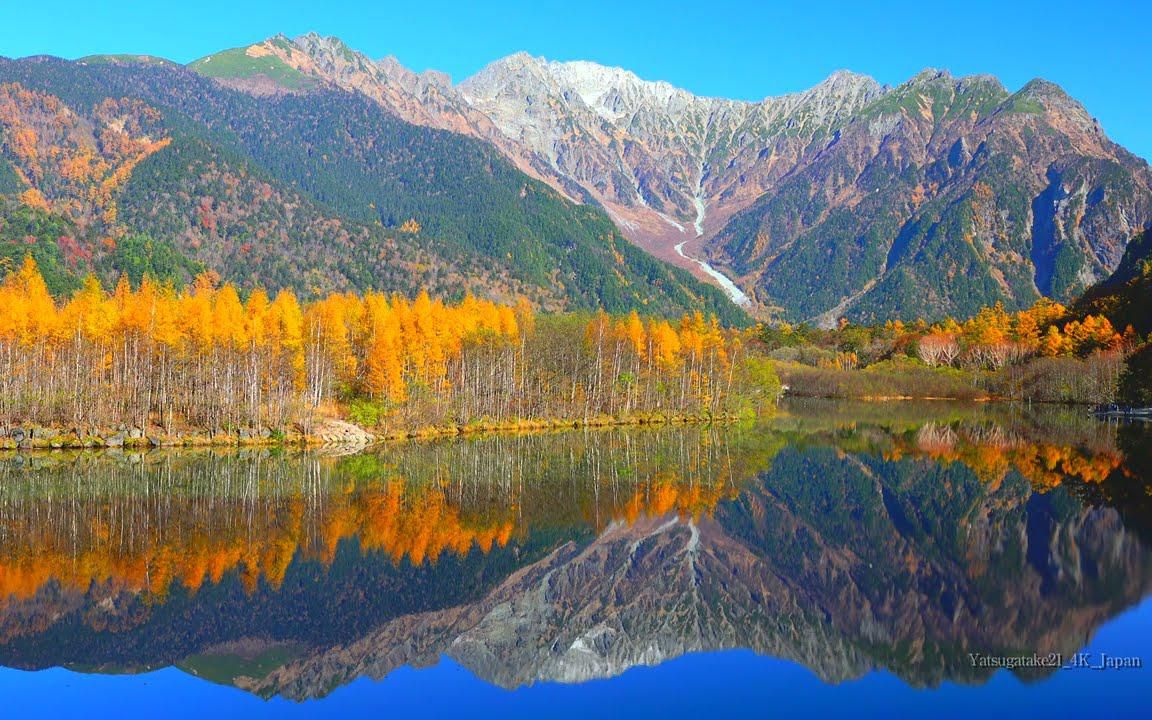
[0,410,749,451]
[1,392,1122,453]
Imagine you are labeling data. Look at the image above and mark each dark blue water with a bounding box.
[0,406,1149,719]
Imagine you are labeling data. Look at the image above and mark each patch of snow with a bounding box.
[675,240,751,307]
[679,183,751,306]
[630,176,649,208]
[653,516,681,534]
[692,196,707,237]
[685,519,701,589]
[569,637,595,654]
[547,60,680,102]
[627,516,683,559]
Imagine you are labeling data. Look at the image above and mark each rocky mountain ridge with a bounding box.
[184,34,1152,321]
[3,35,1149,322]
[0,51,743,321]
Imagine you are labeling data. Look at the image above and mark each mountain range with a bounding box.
[2,33,1151,323]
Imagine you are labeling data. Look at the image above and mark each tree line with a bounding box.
[758,298,1140,405]
[0,258,767,434]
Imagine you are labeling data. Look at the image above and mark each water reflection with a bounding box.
[0,401,1149,700]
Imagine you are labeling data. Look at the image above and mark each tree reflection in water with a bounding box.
[0,401,1149,698]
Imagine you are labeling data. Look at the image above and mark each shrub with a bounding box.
[777,357,983,400]
[991,353,1124,405]
[1119,346,1152,407]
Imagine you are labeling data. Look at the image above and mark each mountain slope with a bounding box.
[460,54,1152,322]
[460,58,887,248]
[4,36,1150,323]
[0,55,743,321]
[216,35,1151,323]
[185,36,897,297]
[707,73,1152,322]
[1072,226,1152,406]
[1074,227,1152,335]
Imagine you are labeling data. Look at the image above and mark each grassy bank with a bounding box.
[776,352,1124,405]
[777,358,987,401]
[0,409,748,451]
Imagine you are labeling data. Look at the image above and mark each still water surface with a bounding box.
[0,400,1149,718]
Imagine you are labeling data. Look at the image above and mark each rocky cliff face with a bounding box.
[460,60,886,250]
[195,35,574,199]
[459,58,1152,321]
[3,49,748,320]
[189,35,1152,321]
[708,73,1152,321]
[237,34,500,141]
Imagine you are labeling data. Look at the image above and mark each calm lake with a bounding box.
[0,400,1149,719]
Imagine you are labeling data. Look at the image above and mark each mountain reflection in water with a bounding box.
[0,400,1149,702]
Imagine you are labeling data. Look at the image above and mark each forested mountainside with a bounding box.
[185,34,1152,324]
[706,75,1152,323]
[0,55,743,323]
[1075,227,1152,336]
[1072,227,1152,405]
[3,34,1150,324]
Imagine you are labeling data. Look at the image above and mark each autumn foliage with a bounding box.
[913,300,1127,369]
[0,477,515,605]
[0,257,755,433]
[0,84,171,228]
[0,428,748,609]
[895,421,1125,491]
[760,297,1137,404]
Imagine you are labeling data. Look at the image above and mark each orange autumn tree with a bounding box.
[903,421,1123,492]
[0,84,171,229]
[0,429,749,606]
[0,256,755,433]
[0,258,527,431]
[0,474,519,604]
[576,310,742,419]
[910,297,1127,370]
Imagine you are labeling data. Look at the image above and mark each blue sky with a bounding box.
[1,0,1149,160]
